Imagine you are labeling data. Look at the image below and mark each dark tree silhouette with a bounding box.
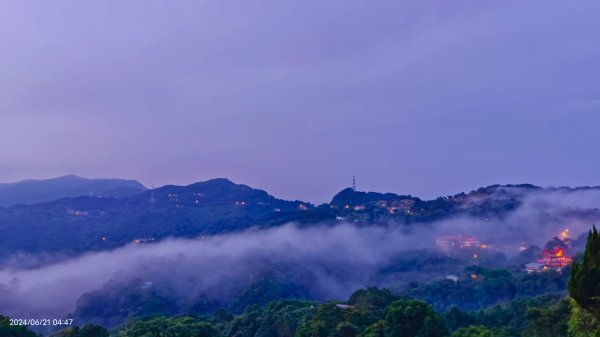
[569,225,600,330]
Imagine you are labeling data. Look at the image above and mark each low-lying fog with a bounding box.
[1,187,599,320]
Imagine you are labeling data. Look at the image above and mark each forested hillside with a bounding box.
[2,179,599,260]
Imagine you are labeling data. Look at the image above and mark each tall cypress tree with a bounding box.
[569,225,600,323]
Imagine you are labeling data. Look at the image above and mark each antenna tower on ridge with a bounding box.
[149,184,156,204]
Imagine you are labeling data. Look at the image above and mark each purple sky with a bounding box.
[1,1,599,203]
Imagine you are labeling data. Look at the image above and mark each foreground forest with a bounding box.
[0,287,595,337]
[3,227,600,337]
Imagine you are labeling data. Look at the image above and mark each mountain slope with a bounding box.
[0,178,309,258]
[0,175,146,207]
[0,180,599,260]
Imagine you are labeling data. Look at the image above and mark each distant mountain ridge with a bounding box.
[0,174,146,207]
[0,178,599,260]
[0,178,308,259]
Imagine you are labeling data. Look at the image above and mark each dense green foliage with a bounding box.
[449,326,511,337]
[118,316,220,337]
[50,324,109,337]
[227,301,315,337]
[102,289,582,336]
[570,226,600,321]
[520,298,570,337]
[568,300,600,337]
[379,300,448,337]
[407,266,568,311]
[442,295,569,336]
[8,287,600,337]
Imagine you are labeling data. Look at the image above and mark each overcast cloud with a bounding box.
[1,1,599,202]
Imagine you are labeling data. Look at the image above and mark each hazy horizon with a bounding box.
[4,173,600,206]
